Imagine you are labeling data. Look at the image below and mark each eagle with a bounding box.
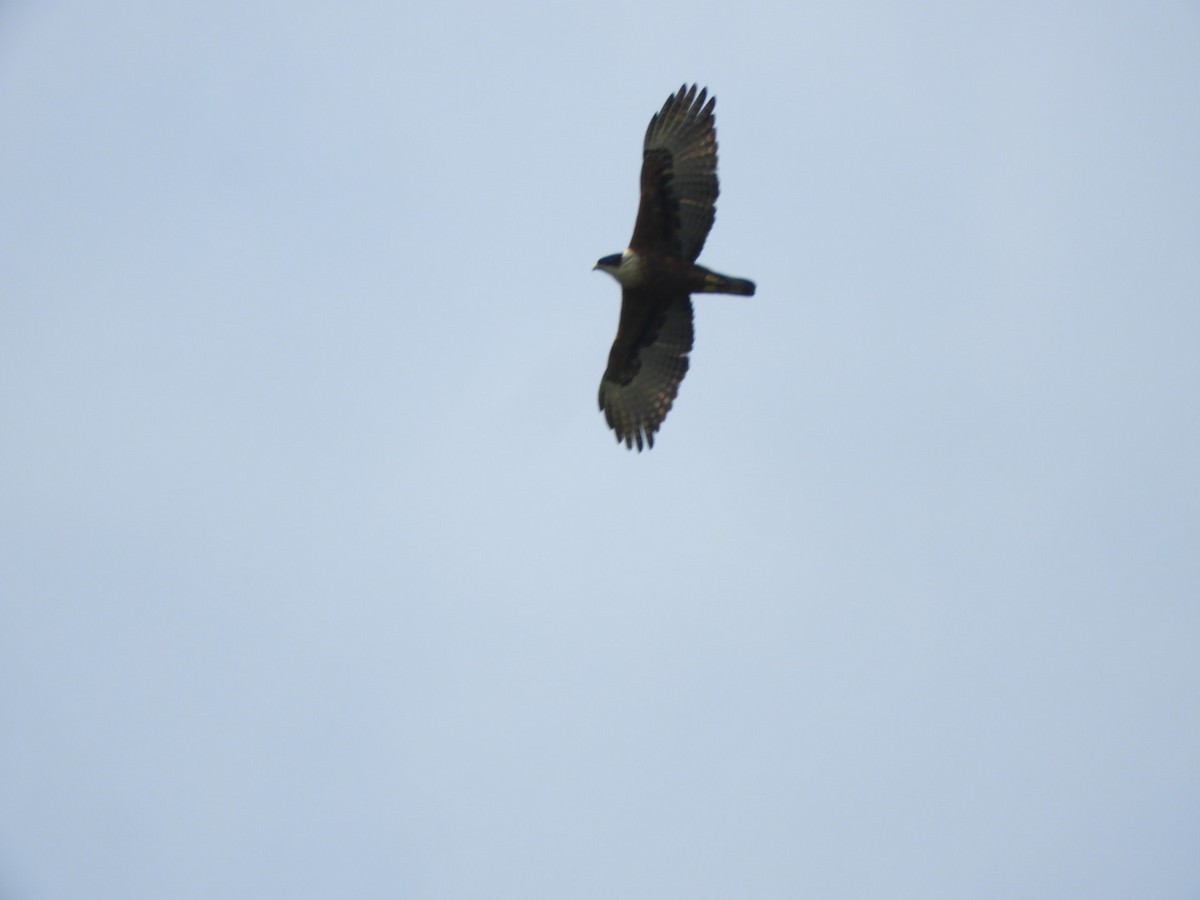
[594,83,756,451]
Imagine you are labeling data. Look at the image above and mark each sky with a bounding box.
[2,1,1199,897]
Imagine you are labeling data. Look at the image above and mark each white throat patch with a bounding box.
[610,249,643,287]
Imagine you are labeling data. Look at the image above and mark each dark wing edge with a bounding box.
[629,84,719,262]
[598,292,694,451]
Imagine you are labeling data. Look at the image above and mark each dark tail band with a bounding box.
[700,272,756,296]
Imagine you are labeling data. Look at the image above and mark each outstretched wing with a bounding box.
[598,291,694,451]
[629,84,719,263]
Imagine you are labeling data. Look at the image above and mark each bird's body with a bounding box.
[594,84,755,450]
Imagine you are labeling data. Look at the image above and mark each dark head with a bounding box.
[594,249,644,286]
[593,253,623,273]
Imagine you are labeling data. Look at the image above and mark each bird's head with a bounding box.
[593,249,641,286]
[593,253,623,274]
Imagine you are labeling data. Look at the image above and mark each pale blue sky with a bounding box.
[2,2,1199,898]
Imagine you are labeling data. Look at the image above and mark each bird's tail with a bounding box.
[696,270,756,296]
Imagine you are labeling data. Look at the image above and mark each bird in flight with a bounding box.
[594,83,755,451]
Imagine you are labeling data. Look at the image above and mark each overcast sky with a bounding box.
[2,2,1199,898]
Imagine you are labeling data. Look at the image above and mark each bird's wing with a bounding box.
[629,84,719,263]
[598,290,694,451]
